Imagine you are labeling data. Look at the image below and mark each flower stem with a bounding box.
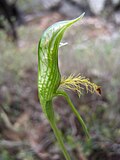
[49,118,71,160]
[56,90,90,139]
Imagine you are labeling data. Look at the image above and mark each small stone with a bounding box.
[59,1,82,18]
[114,11,120,25]
[40,0,61,9]
[88,0,106,15]
[111,0,120,6]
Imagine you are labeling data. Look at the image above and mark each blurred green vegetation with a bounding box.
[17,0,44,14]
[0,25,40,84]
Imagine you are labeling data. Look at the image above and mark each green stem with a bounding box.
[49,119,71,160]
[56,90,90,139]
[42,100,71,160]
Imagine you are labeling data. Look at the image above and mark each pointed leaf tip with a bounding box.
[74,12,85,21]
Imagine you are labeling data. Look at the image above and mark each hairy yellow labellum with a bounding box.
[60,74,101,96]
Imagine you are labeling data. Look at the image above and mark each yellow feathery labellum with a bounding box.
[60,74,101,97]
